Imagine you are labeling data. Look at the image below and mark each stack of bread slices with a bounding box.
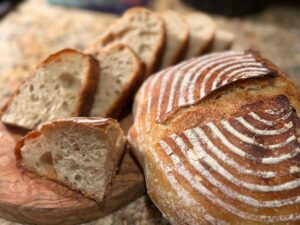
[0,7,234,208]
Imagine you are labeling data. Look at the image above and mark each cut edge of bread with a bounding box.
[1,49,99,130]
[15,117,126,203]
[183,12,217,59]
[209,29,235,52]
[89,43,144,119]
[159,10,189,69]
[88,7,165,77]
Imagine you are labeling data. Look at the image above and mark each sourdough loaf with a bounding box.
[88,44,144,119]
[15,117,125,203]
[129,50,300,224]
[89,7,165,77]
[1,49,99,130]
[159,10,189,69]
[184,12,216,59]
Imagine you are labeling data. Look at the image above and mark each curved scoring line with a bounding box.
[199,61,260,98]
[146,73,162,132]
[211,61,262,90]
[155,67,175,121]
[262,149,300,164]
[220,67,269,85]
[149,147,228,225]
[178,70,196,106]
[181,123,277,178]
[207,122,298,166]
[223,70,270,86]
[169,135,300,208]
[180,51,245,73]
[188,128,300,192]
[166,70,183,113]
[235,117,293,136]
[164,53,235,114]
[221,120,296,149]
[157,140,300,223]
[248,111,292,126]
[186,53,251,104]
[189,56,254,102]
[265,108,285,115]
[157,59,199,121]
[229,71,271,85]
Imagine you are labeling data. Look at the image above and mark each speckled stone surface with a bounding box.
[0,0,299,224]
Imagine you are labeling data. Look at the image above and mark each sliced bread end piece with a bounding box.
[89,44,144,119]
[184,12,216,59]
[1,49,99,130]
[159,10,189,69]
[15,117,126,203]
[88,7,165,77]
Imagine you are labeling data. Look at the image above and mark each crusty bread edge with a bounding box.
[1,49,100,129]
[15,118,126,203]
[76,54,100,116]
[89,7,165,77]
[104,44,145,119]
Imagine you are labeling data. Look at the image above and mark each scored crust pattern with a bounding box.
[138,50,276,126]
[149,96,300,224]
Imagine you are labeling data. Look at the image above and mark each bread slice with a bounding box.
[15,117,126,203]
[88,44,144,119]
[184,12,216,59]
[88,7,165,77]
[1,49,99,130]
[209,29,235,52]
[159,10,189,69]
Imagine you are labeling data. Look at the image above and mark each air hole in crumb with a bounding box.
[40,152,53,165]
[59,72,76,87]
[29,85,34,92]
[30,95,39,102]
[56,154,63,161]
[74,174,82,181]
[70,164,79,170]
[73,143,80,151]
[54,84,60,90]
[62,101,69,110]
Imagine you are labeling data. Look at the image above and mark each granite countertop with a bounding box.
[0,0,299,224]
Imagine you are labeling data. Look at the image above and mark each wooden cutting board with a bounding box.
[0,116,145,225]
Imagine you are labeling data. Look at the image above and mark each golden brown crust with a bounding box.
[129,50,300,224]
[76,55,100,117]
[14,131,41,162]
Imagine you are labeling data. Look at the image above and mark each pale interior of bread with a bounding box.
[184,13,215,59]
[160,11,187,68]
[99,10,162,74]
[21,135,57,179]
[210,29,235,52]
[90,46,137,117]
[2,53,87,129]
[20,121,124,201]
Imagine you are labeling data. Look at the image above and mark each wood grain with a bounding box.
[0,119,145,225]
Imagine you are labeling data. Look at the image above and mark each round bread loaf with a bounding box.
[129,50,300,225]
